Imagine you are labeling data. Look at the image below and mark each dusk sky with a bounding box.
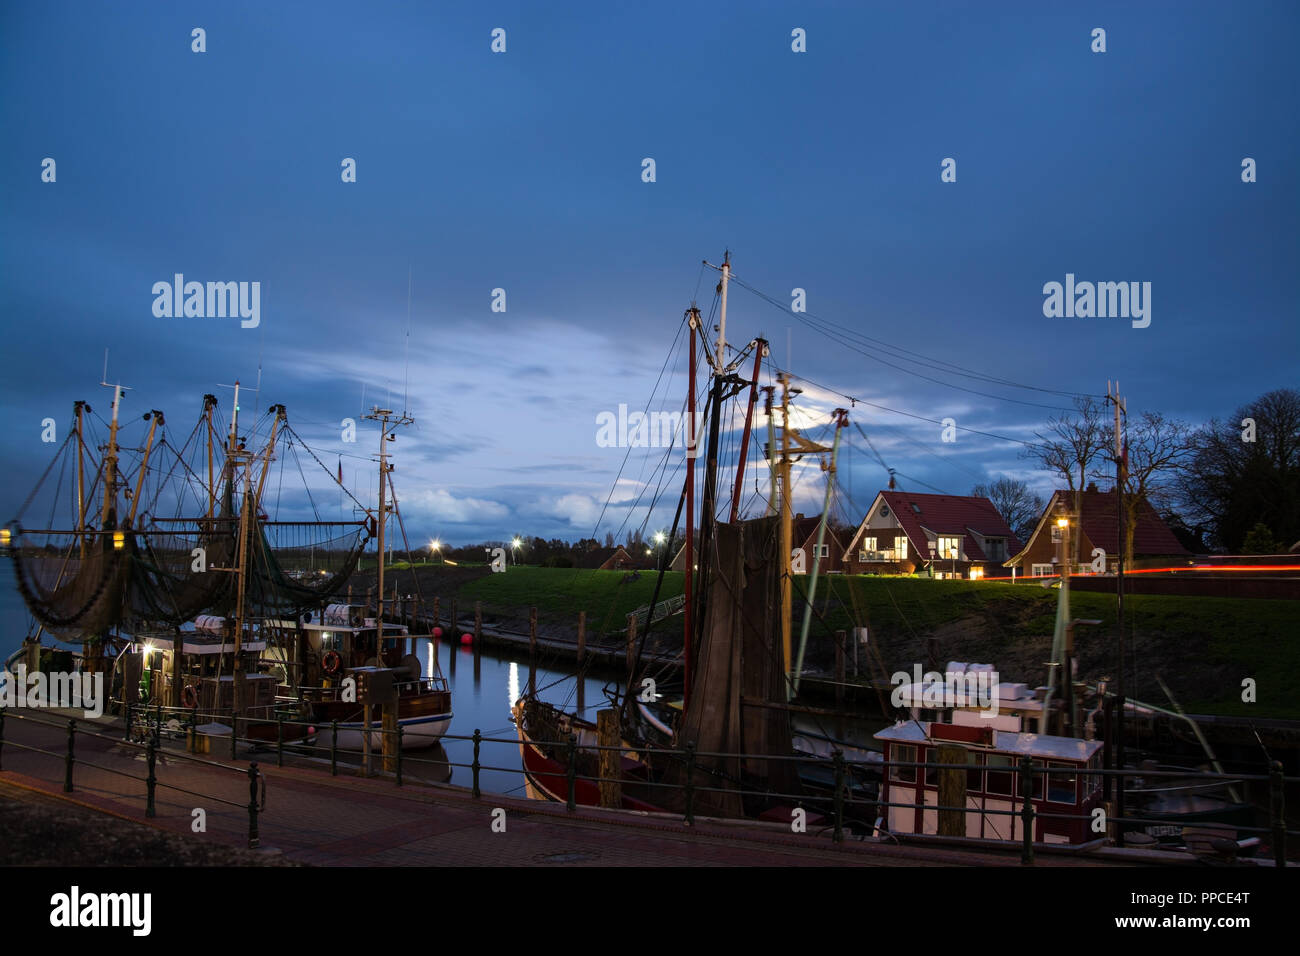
[3,1,1296,548]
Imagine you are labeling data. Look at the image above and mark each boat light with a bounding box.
[112,531,125,549]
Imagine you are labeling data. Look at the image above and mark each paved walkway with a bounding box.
[0,710,1139,867]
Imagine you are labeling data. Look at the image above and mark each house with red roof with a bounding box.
[842,490,1022,579]
[792,513,848,573]
[1004,483,1190,577]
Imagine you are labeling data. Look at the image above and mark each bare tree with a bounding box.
[1024,396,1106,564]
[971,477,1045,543]
[1102,410,1195,565]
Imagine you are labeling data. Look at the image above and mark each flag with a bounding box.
[337,458,343,484]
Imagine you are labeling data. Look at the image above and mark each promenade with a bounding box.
[0,710,1148,867]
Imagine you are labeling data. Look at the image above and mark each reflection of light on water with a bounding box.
[508,661,519,710]
[428,640,435,679]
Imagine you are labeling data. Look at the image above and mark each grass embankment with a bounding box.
[447,568,1299,719]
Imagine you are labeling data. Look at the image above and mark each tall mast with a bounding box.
[684,308,698,705]
[792,409,847,696]
[204,394,217,520]
[100,383,124,526]
[365,407,414,637]
[779,373,793,682]
[729,339,766,523]
[74,400,86,558]
[218,378,256,721]
[715,251,731,369]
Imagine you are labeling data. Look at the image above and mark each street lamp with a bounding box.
[511,537,522,565]
[429,539,442,564]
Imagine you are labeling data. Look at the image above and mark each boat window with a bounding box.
[986,754,1014,795]
[1047,761,1077,803]
[966,753,984,793]
[890,744,916,784]
[924,748,940,788]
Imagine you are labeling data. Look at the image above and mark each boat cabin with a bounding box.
[875,720,1104,845]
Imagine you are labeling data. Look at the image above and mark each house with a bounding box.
[578,545,638,571]
[792,513,847,573]
[842,490,1022,579]
[668,513,846,573]
[1004,483,1190,577]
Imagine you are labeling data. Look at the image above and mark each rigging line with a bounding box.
[859,419,989,485]
[891,471,951,495]
[779,368,1042,448]
[722,270,1094,401]
[587,313,690,542]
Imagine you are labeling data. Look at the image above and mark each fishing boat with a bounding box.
[261,406,453,752]
[7,376,371,741]
[515,254,856,824]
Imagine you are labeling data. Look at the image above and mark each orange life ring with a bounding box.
[322,650,342,675]
[182,684,199,709]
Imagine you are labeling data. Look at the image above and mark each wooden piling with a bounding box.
[626,613,637,674]
[433,595,440,629]
[381,701,399,774]
[937,745,967,837]
[475,602,482,645]
[597,709,622,809]
[577,611,586,665]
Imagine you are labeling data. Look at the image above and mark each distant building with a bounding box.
[842,490,1022,579]
[1004,484,1190,577]
[792,513,847,573]
[578,545,637,571]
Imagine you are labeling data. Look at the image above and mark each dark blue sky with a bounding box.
[3,1,1297,546]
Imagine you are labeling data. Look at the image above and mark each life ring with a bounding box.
[322,650,342,675]
[181,684,199,709]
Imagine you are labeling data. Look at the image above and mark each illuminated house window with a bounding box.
[937,536,961,560]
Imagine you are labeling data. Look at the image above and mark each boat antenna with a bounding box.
[404,265,412,416]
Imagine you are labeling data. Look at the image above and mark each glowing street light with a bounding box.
[653,531,666,546]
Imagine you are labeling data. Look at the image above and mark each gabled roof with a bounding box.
[792,514,846,551]
[846,491,1022,561]
[1005,488,1190,566]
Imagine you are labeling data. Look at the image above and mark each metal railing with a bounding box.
[5,701,1295,866]
[0,707,267,848]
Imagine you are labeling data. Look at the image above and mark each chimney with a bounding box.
[1086,481,1098,493]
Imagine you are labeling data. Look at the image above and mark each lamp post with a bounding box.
[928,543,937,579]
[429,539,442,565]
[511,537,522,566]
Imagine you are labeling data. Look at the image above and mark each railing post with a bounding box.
[124,699,133,741]
[683,743,696,826]
[1019,756,1035,865]
[276,714,284,767]
[247,762,261,849]
[64,719,76,793]
[1271,760,1286,869]
[396,725,403,787]
[330,721,338,776]
[565,733,578,812]
[472,728,482,799]
[145,737,157,818]
[230,715,237,761]
[832,749,845,844]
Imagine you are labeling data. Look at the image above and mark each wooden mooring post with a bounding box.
[529,606,538,696]
[597,709,622,809]
[626,613,637,674]
[937,745,966,837]
[577,611,586,665]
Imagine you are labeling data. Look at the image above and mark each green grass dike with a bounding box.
[374,566,1298,720]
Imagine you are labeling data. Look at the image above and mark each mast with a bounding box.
[716,252,730,369]
[779,373,793,682]
[126,411,164,527]
[204,394,217,520]
[1108,380,1128,844]
[684,308,698,705]
[792,408,847,696]
[763,387,777,516]
[100,383,124,526]
[364,407,414,637]
[74,400,86,558]
[729,339,766,523]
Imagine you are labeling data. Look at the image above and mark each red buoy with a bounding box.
[432,626,443,638]
[460,633,473,645]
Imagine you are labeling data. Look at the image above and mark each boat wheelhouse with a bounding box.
[265,602,451,750]
[875,720,1104,845]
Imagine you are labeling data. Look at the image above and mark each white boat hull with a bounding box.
[330,712,452,752]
